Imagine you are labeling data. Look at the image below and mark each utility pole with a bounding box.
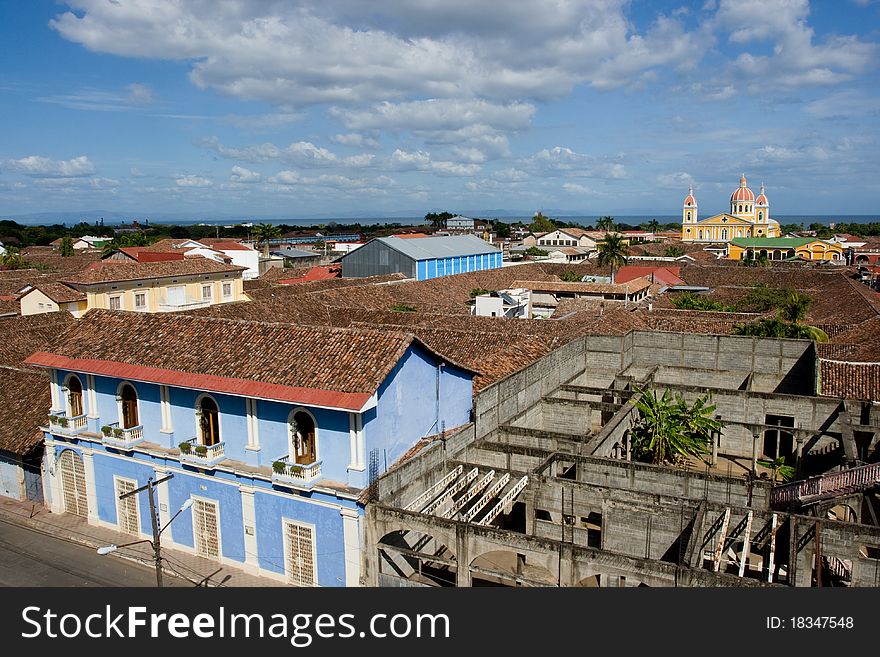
[101,474,192,587]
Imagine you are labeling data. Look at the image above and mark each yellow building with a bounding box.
[727,237,844,262]
[681,175,780,243]
[20,258,249,316]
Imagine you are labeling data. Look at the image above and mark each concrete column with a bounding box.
[82,450,99,525]
[348,413,358,470]
[340,507,361,587]
[240,487,260,574]
[712,430,719,467]
[751,432,760,475]
[455,524,471,587]
[49,369,62,413]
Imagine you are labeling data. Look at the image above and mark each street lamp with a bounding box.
[96,475,193,587]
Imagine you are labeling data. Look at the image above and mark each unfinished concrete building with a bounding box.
[365,331,880,587]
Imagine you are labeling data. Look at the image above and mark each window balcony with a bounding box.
[101,424,144,450]
[178,438,226,468]
[47,413,88,436]
[271,456,322,487]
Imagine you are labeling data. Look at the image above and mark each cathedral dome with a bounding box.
[683,185,697,207]
[730,174,754,203]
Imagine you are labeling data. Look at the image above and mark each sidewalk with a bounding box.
[0,496,283,587]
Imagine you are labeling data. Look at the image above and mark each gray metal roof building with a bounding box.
[341,235,502,280]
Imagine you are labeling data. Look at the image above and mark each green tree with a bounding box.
[59,236,75,257]
[664,245,685,258]
[470,287,490,298]
[596,232,628,283]
[530,212,555,234]
[525,246,548,257]
[253,223,281,256]
[757,456,796,484]
[630,387,722,466]
[645,219,660,234]
[733,318,829,342]
[559,271,582,282]
[493,221,511,239]
[779,290,812,323]
[596,216,615,232]
[1,247,30,270]
[425,211,454,230]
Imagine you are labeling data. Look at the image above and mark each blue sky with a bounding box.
[0,0,878,220]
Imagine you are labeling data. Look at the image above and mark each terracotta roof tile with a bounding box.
[60,257,246,285]
[21,282,86,303]
[26,310,474,406]
[0,366,50,455]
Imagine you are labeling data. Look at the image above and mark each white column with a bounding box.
[45,444,64,513]
[159,385,173,433]
[240,487,260,574]
[86,374,99,419]
[154,466,173,545]
[340,507,362,587]
[348,413,358,470]
[245,399,260,451]
[49,369,62,412]
[82,450,99,524]
[349,414,364,471]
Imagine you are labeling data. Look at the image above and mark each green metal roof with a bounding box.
[730,237,817,248]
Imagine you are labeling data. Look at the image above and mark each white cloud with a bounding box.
[492,168,529,182]
[562,182,597,194]
[657,171,695,188]
[229,165,261,183]
[330,133,380,149]
[526,147,626,179]
[390,149,480,177]
[3,155,96,178]
[716,0,876,90]
[268,170,300,185]
[175,175,213,187]
[41,83,155,112]
[200,136,340,167]
[50,1,704,108]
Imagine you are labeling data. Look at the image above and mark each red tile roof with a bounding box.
[20,282,86,303]
[60,257,246,285]
[615,265,685,287]
[25,310,475,410]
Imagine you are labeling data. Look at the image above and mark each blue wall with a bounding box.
[365,344,472,470]
[417,250,502,280]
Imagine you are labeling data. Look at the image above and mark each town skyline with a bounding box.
[1,1,879,217]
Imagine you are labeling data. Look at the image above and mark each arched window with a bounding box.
[698,230,703,240]
[119,384,139,429]
[289,410,317,465]
[721,228,728,240]
[686,211,691,221]
[198,396,220,446]
[66,375,83,417]
[758,211,763,221]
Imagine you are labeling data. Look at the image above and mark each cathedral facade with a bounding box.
[681,175,780,243]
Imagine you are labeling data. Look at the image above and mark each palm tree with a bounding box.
[646,219,660,234]
[630,387,721,466]
[757,456,796,484]
[597,232,628,283]
[253,223,281,256]
[779,290,812,323]
[596,216,615,232]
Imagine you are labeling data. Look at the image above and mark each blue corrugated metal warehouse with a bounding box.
[340,234,502,280]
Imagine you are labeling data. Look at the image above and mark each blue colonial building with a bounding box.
[26,310,474,586]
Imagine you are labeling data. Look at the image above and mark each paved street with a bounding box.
[0,517,187,587]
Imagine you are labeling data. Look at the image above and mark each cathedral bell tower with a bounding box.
[681,185,697,241]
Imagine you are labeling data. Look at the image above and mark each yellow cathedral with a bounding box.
[681,174,780,242]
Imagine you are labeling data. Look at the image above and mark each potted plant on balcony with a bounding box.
[290,464,304,475]
[58,417,69,428]
[272,460,286,474]
[194,445,208,457]
[101,425,113,437]
[178,441,192,454]
[113,427,124,438]
[48,415,58,425]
